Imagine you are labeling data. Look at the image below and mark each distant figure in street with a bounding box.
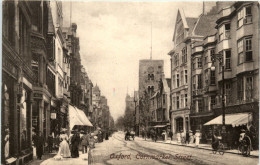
[47,133,54,153]
[35,131,45,160]
[144,130,147,141]
[189,131,194,144]
[71,130,80,158]
[169,131,173,141]
[185,131,190,144]
[162,130,166,141]
[195,130,201,147]
[177,131,181,144]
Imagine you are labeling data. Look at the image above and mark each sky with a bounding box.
[62,1,203,121]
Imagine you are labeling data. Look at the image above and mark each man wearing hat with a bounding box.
[81,131,90,154]
[71,129,80,158]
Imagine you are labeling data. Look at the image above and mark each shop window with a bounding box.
[176,118,183,132]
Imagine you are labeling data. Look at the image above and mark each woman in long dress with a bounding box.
[55,129,71,159]
[4,129,9,159]
[195,130,201,147]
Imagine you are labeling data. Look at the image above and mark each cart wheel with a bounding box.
[218,143,225,155]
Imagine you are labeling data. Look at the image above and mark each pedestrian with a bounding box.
[144,130,147,141]
[185,130,190,145]
[162,130,166,141]
[195,130,201,147]
[47,133,54,153]
[177,131,181,144]
[181,130,185,144]
[154,130,158,142]
[71,129,80,158]
[81,131,90,154]
[55,128,71,159]
[4,129,10,159]
[169,131,173,141]
[35,131,45,160]
[189,130,194,144]
[88,133,96,164]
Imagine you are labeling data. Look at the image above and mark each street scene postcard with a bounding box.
[1,0,259,165]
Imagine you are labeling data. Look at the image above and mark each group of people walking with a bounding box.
[32,128,96,160]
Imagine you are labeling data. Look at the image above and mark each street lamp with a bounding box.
[211,52,226,138]
[134,95,137,135]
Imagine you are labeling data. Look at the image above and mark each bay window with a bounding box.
[237,77,244,101]
[237,6,252,28]
[238,39,244,64]
[210,70,215,85]
[198,57,202,68]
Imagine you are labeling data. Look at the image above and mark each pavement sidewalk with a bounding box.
[136,136,259,158]
[28,151,89,165]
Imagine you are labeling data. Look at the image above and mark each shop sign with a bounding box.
[51,113,57,119]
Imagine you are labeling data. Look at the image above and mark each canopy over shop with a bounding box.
[204,113,253,127]
[68,104,93,132]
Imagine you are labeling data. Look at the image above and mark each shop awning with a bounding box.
[68,105,93,130]
[204,113,252,127]
[153,125,167,128]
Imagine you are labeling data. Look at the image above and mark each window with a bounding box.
[198,57,202,68]
[181,95,184,108]
[19,12,28,56]
[225,24,230,39]
[204,56,208,65]
[180,71,183,86]
[32,54,39,83]
[192,59,196,69]
[172,75,175,89]
[245,6,252,24]
[205,69,209,85]
[210,70,215,85]
[148,86,154,96]
[174,54,179,67]
[182,47,187,63]
[177,74,179,87]
[204,97,208,111]
[198,99,203,112]
[238,40,244,64]
[192,76,196,90]
[210,49,215,61]
[198,74,202,89]
[225,50,231,69]
[210,96,216,110]
[148,74,154,80]
[185,94,188,107]
[192,100,197,113]
[237,9,244,28]
[176,96,180,109]
[225,82,231,104]
[245,37,252,61]
[219,24,230,41]
[246,77,253,101]
[163,94,166,105]
[237,77,244,101]
[219,25,224,41]
[185,70,188,84]
[3,1,15,45]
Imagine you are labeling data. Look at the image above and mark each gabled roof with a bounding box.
[172,9,198,41]
[193,14,217,37]
[48,4,55,34]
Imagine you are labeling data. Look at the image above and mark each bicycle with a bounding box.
[212,140,225,155]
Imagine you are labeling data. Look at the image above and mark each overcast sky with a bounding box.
[62,1,203,121]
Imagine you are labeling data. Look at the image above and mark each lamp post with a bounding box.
[211,52,226,138]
